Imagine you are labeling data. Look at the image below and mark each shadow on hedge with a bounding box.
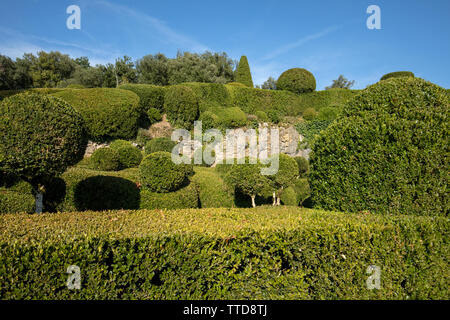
[74,176,140,211]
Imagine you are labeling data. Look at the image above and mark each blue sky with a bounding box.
[0,0,449,89]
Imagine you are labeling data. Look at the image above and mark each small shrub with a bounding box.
[293,178,311,206]
[380,71,414,81]
[116,146,143,168]
[217,107,247,128]
[191,167,234,208]
[139,151,187,193]
[119,83,165,112]
[164,85,199,129]
[144,137,177,155]
[147,107,162,124]
[89,148,121,171]
[294,157,309,178]
[302,107,318,120]
[109,139,133,150]
[280,186,297,206]
[199,111,219,130]
[255,110,268,122]
[267,109,281,124]
[276,68,316,94]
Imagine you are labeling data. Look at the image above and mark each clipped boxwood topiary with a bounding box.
[235,56,254,88]
[109,139,133,150]
[145,137,177,155]
[280,186,297,206]
[116,145,143,168]
[164,85,199,129]
[276,68,316,94]
[147,107,162,124]
[294,157,309,178]
[380,71,414,81]
[119,83,165,112]
[255,110,268,122]
[0,92,87,213]
[51,88,140,141]
[140,181,199,210]
[139,151,187,192]
[216,107,247,128]
[90,148,121,171]
[199,111,219,130]
[310,77,449,216]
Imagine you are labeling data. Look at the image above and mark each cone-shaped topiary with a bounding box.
[310,77,449,216]
[277,68,316,94]
[235,56,254,88]
[0,92,87,213]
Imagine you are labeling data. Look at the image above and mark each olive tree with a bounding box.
[0,92,87,213]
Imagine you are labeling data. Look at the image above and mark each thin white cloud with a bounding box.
[261,25,341,61]
[95,0,210,52]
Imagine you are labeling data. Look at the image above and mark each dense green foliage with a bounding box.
[380,71,414,81]
[89,148,121,171]
[296,120,332,148]
[0,207,447,299]
[140,182,198,210]
[52,88,140,141]
[109,140,143,168]
[294,157,309,178]
[0,180,35,214]
[191,167,234,208]
[164,85,199,129]
[255,110,268,122]
[139,152,187,193]
[310,77,449,216]
[302,107,318,120]
[0,93,87,188]
[119,84,166,114]
[269,154,299,199]
[276,68,316,94]
[235,56,253,87]
[144,137,177,155]
[216,107,247,128]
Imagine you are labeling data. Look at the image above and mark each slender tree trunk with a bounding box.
[272,192,276,206]
[35,191,43,214]
[276,196,281,206]
[251,195,256,208]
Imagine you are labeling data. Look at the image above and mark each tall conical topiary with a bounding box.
[235,55,253,88]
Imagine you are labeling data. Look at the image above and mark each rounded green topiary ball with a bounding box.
[117,145,143,168]
[310,77,449,216]
[0,92,87,182]
[276,68,316,94]
[145,137,177,155]
[90,148,121,171]
[139,151,187,192]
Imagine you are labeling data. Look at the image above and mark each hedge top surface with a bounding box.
[380,71,414,81]
[0,92,87,182]
[52,88,140,141]
[1,207,446,243]
[276,68,316,94]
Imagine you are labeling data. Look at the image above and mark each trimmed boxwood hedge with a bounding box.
[139,181,198,210]
[310,77,449,216]
[276,68,316,94]
[119,83,166,112]
[139,152,187,193]
[89,148,121,171]
[0,207,447,299]
[380,71,414,81]
[164,85,199,129]
[144,137,177,155]
[191,166,234,208]
[52,88,140,141]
